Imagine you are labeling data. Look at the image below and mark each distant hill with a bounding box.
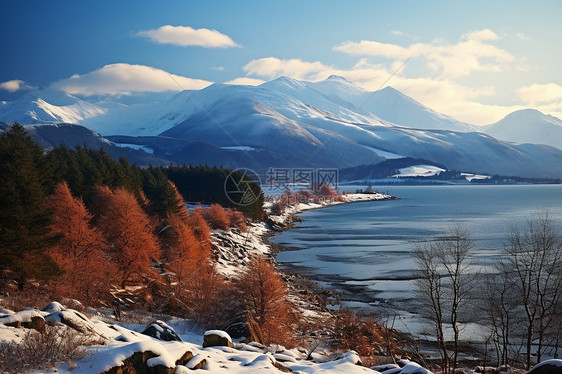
[481,109,562,150]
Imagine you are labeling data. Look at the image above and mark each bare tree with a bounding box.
[483,270,520,366]
[413,225,473,374]
[500,211,562,369]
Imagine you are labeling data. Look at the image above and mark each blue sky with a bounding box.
[1,0,561,124]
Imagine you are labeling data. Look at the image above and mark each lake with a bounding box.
[270,184,562,337]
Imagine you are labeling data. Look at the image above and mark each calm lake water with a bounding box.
[271,184,562,336]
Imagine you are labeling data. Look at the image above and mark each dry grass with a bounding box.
[0,326,91,373]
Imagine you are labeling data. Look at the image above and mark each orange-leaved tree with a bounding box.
[43,182,115,304]
[92,186,161,287]
[203,203,231,231]
[234,256,299,346]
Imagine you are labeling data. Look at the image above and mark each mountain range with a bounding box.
[1,76,562,178]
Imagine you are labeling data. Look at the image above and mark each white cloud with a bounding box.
[461,29,500,41]
[333,29,514,78]
[136,25,239,48]
[243,57,332,81]
[224,77,265,86]
[516,32,531,41]
[516,83,562,105]
[0,79,35,92]
[213,66,225,71]
[51,63,212,96]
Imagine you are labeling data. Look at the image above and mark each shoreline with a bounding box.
[262,193,400,313]
[211,192,401,330]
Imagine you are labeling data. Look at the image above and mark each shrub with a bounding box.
[203,204,231,231]
[332,310,386,357]
[271,202,286,215]
[0,326,90,373]
[228,209,248,232]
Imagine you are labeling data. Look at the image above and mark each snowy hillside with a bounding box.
[482,109,562,150]
[0,87,115,125]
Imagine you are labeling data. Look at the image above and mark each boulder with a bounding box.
[28,315,46,333]
[141,320,182,342]
[225,321,257,343]
[101,351,174,374]
[185,354,207,370]
[372,364,401,372]
[174,351,194,366]
[203,330,233,348]
[41,301,65,314]
[335,351,363,366]
[528,360,562,374]
[45,309,94,333]
[0,309,44,330]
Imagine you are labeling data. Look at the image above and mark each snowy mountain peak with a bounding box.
[325,74,351,82]
[263,76,309,90]
[482,109,562,149]
[499,108,562,126]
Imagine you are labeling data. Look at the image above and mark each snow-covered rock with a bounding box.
[141,320,182,342]
[528,359,562,374]
[203,329,234,348]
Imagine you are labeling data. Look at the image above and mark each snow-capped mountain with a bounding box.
[482,109,562,150]
[0,87,118,125]
[2,77,562,178]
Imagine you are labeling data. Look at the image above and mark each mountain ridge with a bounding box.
[1,76,562,178]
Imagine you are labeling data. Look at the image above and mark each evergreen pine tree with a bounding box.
[0,123,61,289]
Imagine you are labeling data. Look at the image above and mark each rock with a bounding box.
[175,351,194,366]
[528,360,562,374]
[372,364,401,372]
[28,315,46,333]
[335,351,362,366]
[141,320,182,342]
[41,301,65,313]
[101,350,174,374]
[45,309,94,333]
[185,354,207,370]
[203,330,233,348]
[225,321,255,343]
[473,366,498,373]
[400,363,432,374]
[0,308,15,316]
[0,309,44,329]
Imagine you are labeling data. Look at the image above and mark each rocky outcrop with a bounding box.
[101,351,172,374]
[528,360,562,374]
[141,320,182,342]
[203,330,234,348]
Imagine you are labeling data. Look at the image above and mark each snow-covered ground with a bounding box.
[0,302,419,374]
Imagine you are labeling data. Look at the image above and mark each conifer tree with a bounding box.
[0,123,60,289]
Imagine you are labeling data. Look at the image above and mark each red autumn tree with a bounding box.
[92,186,161,287]
[234,256,299,346]
[203,203,231,231]
[228,209,248,232]
[43,182,115,303]
[186,207,211,246]
[317,183,337,197]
